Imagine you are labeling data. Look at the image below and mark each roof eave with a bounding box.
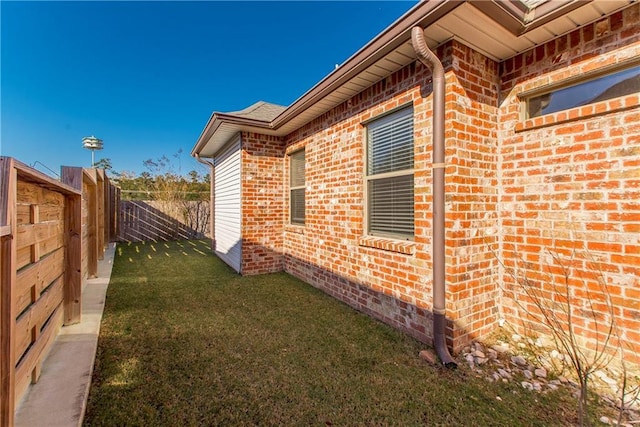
[193,0,609,157]
[270,0,594,130]
[473,0,592,35]
[271,0,464,130]
[191,112,274,157]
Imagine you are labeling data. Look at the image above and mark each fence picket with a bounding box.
[0,158,118,426]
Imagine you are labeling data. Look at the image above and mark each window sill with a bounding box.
[285,224,305,235]
[358,236,415,255]
[515,93,639,132]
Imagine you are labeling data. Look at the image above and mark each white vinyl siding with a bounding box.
[214,136,242,272]
[366,107,414,239]
[290,150,305,225]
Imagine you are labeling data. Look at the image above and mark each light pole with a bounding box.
[82,136,103,167]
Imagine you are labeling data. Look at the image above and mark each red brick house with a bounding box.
[192,0,640,365]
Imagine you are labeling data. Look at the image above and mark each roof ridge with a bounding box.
[228,101,286,117]
[224,101,287,122]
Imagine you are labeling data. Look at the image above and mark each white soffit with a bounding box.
[201,0,635,149]
[280,1,633,136]
[425,1,634,62]
[198,122,280,157]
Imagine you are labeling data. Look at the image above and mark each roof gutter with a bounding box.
[271,0,464,130]
[194,0,594,158]
[192,0,463,158]
[411,26,457,369]
[191,112,275,157]
[271,0,586,129]
[472,0,590,35]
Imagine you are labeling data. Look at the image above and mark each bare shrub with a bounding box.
[494,245,638,426]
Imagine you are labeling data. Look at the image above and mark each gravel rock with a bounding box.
[512,355,527,366]
[465,353,475,367]
[595,370,617,386]
[491,344,509,354]
[419,350,438,365]
[457,340,638,425]
[535,368,547,378]
[497,368,512,380]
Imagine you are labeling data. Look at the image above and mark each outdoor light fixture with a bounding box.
[82,135,103,167]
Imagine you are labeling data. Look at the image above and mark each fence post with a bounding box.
[61,167,83,325]
[0,157,17,427]
[115,187,121,240]
[96,169,105,260]
[109,184,115,242]
[85,170,98,278]
[104,174,111,244]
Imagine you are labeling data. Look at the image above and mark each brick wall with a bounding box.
[282,64,438,345]
[275,42,503,351]
[443,40,501,349]
[240,132,285,275]
[499,4,640,363]
[236,4,639,360]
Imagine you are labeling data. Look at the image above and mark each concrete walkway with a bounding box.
[15,243,116,427]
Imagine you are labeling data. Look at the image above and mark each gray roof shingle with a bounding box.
[226,101,287,122]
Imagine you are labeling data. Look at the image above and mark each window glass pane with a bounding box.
[290,150,305,187]
[290,188,305,225]
[528,65,640,118]
[367,107,414,175]
[368,174,414,237]
[290,150,305,225]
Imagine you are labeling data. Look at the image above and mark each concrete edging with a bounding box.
[15,242,117,427]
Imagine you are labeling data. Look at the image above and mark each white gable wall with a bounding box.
[213,135,242,273]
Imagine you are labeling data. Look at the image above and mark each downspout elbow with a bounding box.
[411,26,457,369]
[411,27,444,87]
[194,153,214,168]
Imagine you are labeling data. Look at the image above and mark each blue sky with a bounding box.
[1,1,415,177]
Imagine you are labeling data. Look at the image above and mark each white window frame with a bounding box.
[521,58,640,119]
[364,106,414,240]
[289,149,305,225]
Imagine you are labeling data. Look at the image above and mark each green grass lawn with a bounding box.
[84,239,581,426]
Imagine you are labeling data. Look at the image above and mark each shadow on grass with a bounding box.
[84,240,578,426]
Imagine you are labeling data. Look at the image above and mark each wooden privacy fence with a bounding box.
[118,200,208,242]
[0,158,119,427]
[60,167,120,282]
